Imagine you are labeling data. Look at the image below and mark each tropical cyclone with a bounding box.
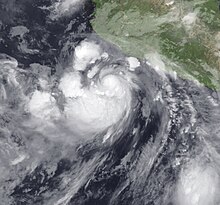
[5,38,140,142]
[1,27,220,205]
[59,40,137,137]
[1,0,220,202]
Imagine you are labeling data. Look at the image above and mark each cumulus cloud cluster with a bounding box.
[21,40,137,141]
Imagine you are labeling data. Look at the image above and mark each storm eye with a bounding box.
[100,74,125,97]
[50,39,139,138]
[60,71,133,137]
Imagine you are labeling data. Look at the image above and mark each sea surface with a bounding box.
[0,0,220,205]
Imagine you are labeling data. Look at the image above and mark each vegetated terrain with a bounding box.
[92,0,220,89]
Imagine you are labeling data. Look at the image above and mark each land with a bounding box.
[92,0,220,89]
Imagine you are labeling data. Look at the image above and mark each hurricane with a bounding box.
[0,0,220,205]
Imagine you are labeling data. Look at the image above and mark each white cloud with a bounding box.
[28,90,60,120]
[59,72,84,98]
[126,57,140,71]
[63,74,132,136]
[49,0,85,19]
[176,164,220,205]
[73,40,102,71]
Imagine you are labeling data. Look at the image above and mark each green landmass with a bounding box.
[92,0,220,90]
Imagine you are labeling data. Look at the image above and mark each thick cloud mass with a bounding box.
[0,1,220,205]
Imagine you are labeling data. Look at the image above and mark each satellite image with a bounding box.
[0,0,220,204]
